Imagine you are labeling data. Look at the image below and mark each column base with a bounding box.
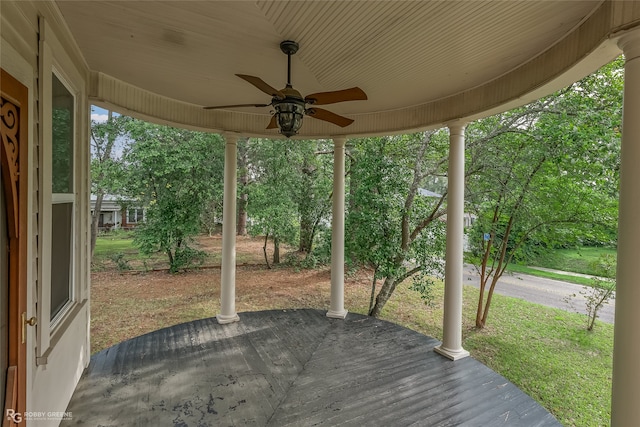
[326,309,348,319]
[434,345,470,361]
[216,313,240,324]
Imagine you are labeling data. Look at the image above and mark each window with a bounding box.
[36,18,87,362]
[127,208,144,224]
[50,73,74,322]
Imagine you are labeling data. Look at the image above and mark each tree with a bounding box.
[294,140,333,253]
[467,58,622,328]
[236,137,250,236]
[89,111,130,257]
[200,197,222,237]
[244,138,333,265]
[346,132,449,317]
[583,255,616,331]
[119,120,225,272]
[246,139,300,265]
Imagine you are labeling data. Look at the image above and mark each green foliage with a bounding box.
[504,264,595,286]
[247,139,296,238]
[467,57,622,328]
[286,224,333,269]
[52,108,74,193]
[345,132,449,316]
[118,119,224,272]
[295,140,333,253]
[90,113,131,195]
[408,273,438,307]
[109,252,132,272]
[199,198,222,237]
[582,254,616,331]
[246,138,334,263]
[173,245,207,271]
[531,246,617,276]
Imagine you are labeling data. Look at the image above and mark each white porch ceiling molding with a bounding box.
[58,1,640,138]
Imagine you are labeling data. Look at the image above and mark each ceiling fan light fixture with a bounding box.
[274,99,305,138]
[204,40,367,134]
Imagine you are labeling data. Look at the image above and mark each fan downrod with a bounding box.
[280,40,299,56]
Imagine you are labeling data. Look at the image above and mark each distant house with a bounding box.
[419,188,477,249]
[418,188,477,228]
[90,195,145,231]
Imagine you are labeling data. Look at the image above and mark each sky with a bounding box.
[90,105,126,158]
[91,105,110,123]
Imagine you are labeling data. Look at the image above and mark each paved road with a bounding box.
[463,264,615,324]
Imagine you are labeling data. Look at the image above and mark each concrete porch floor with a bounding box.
[62,309,560,426]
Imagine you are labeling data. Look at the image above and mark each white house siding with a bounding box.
[1,3,91,425]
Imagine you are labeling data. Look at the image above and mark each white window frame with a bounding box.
[37,20,85,362]
[127,207,144,224]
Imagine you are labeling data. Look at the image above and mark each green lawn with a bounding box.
[93,233,136,256]
[92,232,166,271]
[92,232,272,271]
[533,247,617,276]
[495,246,618,286]
[505,264,594,286]
[369,282,614,427]
[375,283,614,427]
[459,291,612,427]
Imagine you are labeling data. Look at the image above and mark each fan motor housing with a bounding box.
[280,40,299,55]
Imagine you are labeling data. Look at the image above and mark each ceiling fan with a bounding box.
[204,40,367,138]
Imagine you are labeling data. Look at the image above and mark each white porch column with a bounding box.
[612,30,640,426]
[327,137,348,319]
[435,122,470,361]
[217,133,240,324]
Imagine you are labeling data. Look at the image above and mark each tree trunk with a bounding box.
[273,235,280,264]
[237,193,248,236]
[298,157,315,252]
[237,137,249,236]
[299,216,313,252]
[348,154,357,212]
[167,249,175,272]
[90,110,116,258]
[474,157,545,329]
[481,274,502,326]
[263,233,271,269]
[369,276,396,317]
[475,277,488,328]
[587,314,596,332]
[368,267,378,314]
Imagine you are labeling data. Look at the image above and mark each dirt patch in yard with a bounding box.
[90,237,383,353]
[91,235,450,354]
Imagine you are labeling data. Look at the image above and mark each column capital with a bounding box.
[332,136,347,147]
[446,120,467,135]
[222,132,241,144]
[618,28,640,61]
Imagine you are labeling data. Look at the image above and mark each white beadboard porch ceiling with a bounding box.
[55,0,615,137]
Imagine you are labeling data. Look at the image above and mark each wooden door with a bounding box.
[1,68,29,425]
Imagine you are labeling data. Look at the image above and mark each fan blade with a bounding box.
[305,87,367,105]
[236,74,285,99]
[266,115,278,129]
[203,103,270,110]
[306,108,354,127]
